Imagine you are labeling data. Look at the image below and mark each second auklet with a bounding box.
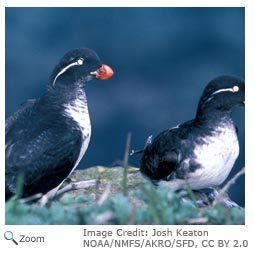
[5,48,114,200]
[139,76,244,192]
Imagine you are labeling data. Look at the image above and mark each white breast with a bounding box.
[162,123,239,190]
[64,97,91,171]
[189,124,239,189]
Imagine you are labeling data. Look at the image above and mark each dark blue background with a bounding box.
[5,7,245,206]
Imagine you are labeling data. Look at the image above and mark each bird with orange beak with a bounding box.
[5,48,114,200]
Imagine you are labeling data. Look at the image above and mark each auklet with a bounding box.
[139,76,244,193]
[5,48,114,200]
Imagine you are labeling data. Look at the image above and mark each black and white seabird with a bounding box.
[5,48,114,200]
[139,76,245,194]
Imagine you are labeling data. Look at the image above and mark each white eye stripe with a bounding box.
[53,58,84,85]
[212,86,240,95]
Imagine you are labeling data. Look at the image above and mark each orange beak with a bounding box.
[91,64,114,80]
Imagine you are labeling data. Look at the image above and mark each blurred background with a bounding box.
[5,7,245,206]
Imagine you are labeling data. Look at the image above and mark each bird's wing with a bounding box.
[6,126,83,196]
[5,103,84,196]
[140,120,195,181]
[140,128,180,181]
[5,99,38,132]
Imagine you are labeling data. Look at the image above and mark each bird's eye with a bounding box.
[77,58,84,65]
[232,85,239,92]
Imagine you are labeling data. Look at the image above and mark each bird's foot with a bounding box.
[38,179,98,206]
[38,187,60,206]
[180,188,240,208]
[198,188,240,208]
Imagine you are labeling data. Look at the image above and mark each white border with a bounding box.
[245,3,254,226]
[1,0,247,7]
[1,0,5,227]
[1,0,253,252]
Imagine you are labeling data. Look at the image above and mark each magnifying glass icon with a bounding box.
[4,231,18,245]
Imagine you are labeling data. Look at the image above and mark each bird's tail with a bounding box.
[130,134,153,156]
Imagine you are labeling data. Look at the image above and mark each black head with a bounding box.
[48,48,113,88]
[196,75,245,116]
